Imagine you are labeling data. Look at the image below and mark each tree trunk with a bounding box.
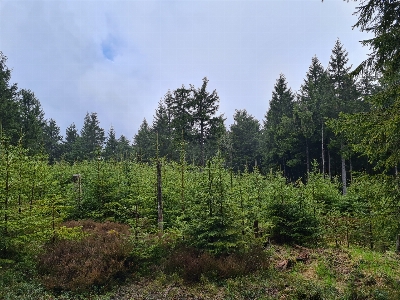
[321,123,325,176]
[157,161,163,235]
[341,142,347,195]
[328,150,331,179]
[200,120,205,167]
[306,138,310,174]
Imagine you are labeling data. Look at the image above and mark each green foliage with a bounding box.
[268,200,320,246]
[184,156,244,255]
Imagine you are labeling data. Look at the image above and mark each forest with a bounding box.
[1,1,400,299]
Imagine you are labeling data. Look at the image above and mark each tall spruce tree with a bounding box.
[133,118,154,162]
[0,52,19,143]
[152,100,172,159]
[333,0,400,172]
[104,126,118,160]
[230,109,261,172]
[80,112,105,160]
[190,77,224,166]
[296,56,333,175]
[262,74,297,177]
[62,123,80,163]
[43,118,62,164]
[327,39,359,193]
[116,135,132,160]
[17,89,46,154]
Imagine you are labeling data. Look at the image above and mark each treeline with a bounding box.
[0,37,394,187]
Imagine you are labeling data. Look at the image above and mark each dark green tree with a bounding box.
[62,123,81,163]
[230,109,261,172]
[0,52,19,143]
[104,126,118,160]
[190,77,225,166]
[327,39,360,193]
[152,100,173,159]
[80,112,105,160]
[116,135,132,160]
[17,89,46,154]
[295,56,333,175]
[262,74,297,177]
[43,118,63,164]
[168,87,193,145]
[333,0,400,173]
[133,118,154,162]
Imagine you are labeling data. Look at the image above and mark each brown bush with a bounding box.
[37,220,133,292]
[164,245,270,282]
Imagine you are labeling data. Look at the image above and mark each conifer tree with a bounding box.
[62,123,80,163]
[327,39,359,193]
[152,100,172,159]
[80,112,105,160]
[43,118,62,164]
[262,74,297,177]
[230,109,261,172]
[133,119,154,162]
[190,77,224,166]
[104,126,118,160]
[0,52,19,143]
[18,89,46,154]
[296,56,333,174]
[116,135,132,160]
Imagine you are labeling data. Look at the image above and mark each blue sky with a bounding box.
[0,0,372,141]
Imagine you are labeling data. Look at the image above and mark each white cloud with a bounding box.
[0,0,373,139]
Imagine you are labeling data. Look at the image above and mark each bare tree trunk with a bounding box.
[321,126,324,173]
[157,160,163,235]
[306,138,310,174]
[350,158,353,184]
[328,150,331,180]
[341,142,347,195]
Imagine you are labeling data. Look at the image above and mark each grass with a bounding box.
[2,244,400,299]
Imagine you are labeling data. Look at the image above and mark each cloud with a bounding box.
[0,0,373,141]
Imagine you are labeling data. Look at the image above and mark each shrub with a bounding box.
[268,201,320,246]
[37,220,133,292]
[164,244,269,282]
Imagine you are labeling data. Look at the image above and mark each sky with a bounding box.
[0,0,373,141]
